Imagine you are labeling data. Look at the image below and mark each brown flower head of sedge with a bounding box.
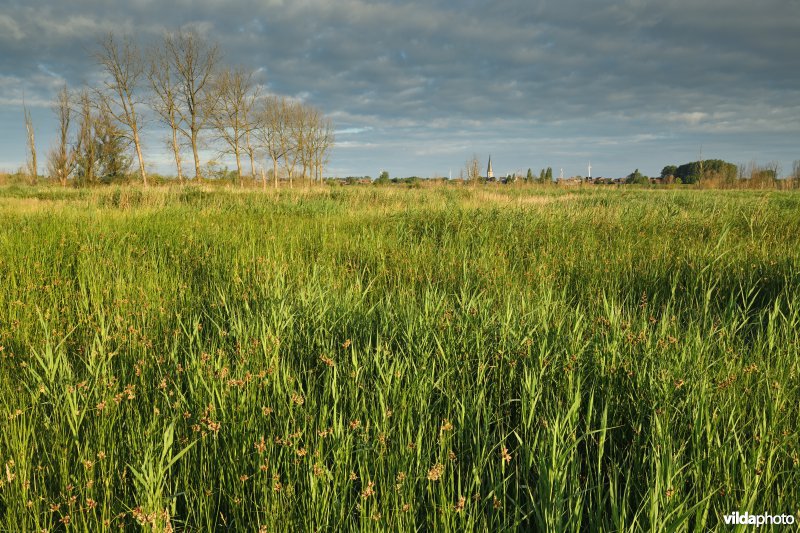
[453,495,466,513]
[361,481,375,499]
[501,446,512,464]
[427,463,445,481]
[254,437,266,454]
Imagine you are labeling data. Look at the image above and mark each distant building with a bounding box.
[486,156,494,180]
[556,176,583,186]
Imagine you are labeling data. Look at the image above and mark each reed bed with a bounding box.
[0,185,798,531]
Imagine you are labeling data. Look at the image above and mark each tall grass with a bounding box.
[0,185,798,530]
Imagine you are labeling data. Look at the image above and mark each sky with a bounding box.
[1,0,799,179]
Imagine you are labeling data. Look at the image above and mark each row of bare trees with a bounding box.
[34,30,334,187]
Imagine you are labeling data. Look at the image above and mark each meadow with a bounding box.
[0,184,798,531]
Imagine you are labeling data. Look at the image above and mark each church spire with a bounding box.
[486,155,494,179]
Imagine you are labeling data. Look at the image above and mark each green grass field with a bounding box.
[0,185,798,531]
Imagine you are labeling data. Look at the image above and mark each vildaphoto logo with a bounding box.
[723,512,796,527]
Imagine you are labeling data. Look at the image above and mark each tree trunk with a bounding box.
[191,128,201,179]
[235,147,242,187]
[24,104,37,185]
[132,128,147,186]
[171,126,183,184]
[246,131,256,179]
[126,95,148,186]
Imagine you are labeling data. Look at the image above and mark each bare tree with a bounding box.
[47,84,74,187]
[241,72,261,181]
[148,39,184,183]
[788,160,800,190]
[306,109,334,183]
[313,117,334,183]
[74,89,98,186]
[211,66,258,186]
[165,30,220,180]
[765,161,781,181]
[94,32,148,185]
[23,96,37,184]
[253,97,333,189]
[290,103,334,185]
[697,146,705,184]
[254,95,286,190]
[465,154,481,184]
[279,99,302,188]
[244,122,258,180]
[292,102,314,185]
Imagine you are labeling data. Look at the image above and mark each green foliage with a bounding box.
[95,113,132,183]
[374,172,390,185]
[0,186,799,530]
[626,168,650,185]
[661,165,678,179]
[202,160,237,181]
[389,176,422,187]
[674,159,738,184]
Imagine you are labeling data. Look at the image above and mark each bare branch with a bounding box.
[46,84,73,187]
[164,30,221,179]
[210,66,258,185]
[95,32,148,185]
[148,37,185,183]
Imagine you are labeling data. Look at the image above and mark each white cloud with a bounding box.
[0,14,25,41]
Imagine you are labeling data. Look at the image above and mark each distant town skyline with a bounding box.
[1,0,799,179]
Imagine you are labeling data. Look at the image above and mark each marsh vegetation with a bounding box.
[0,185,798,530]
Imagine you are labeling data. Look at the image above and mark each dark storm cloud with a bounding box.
[1,0,798,176]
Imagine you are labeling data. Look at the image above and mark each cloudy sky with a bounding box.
[1,0,799,178]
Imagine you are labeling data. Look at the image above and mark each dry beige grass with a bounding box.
[469,191,578,207]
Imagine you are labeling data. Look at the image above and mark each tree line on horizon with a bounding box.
[21,30,334,188]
